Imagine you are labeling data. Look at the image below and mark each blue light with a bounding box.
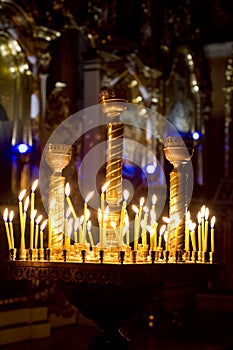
[13,143,32,154]
[146,164,156,174]
[192,131,201,140]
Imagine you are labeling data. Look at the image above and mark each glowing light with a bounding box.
[146,164,156,174]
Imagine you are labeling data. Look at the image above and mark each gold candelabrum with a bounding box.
[4,91,217,265]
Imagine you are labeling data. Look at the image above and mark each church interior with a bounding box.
[0,0,233,349]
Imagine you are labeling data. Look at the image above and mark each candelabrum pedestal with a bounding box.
[4,260,217,350]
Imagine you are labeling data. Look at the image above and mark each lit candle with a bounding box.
[3,208,12,249]
[35,214,43,249]
[9,210,14,249]
[40,219,48,250]
[65,183,78,220]
[204,207,209,252]
[138,197,145,223]
[30,179,38,233]
[162,216,170,251]
[87,220,95,248]
[149,227,154,251]
[18,189,26,240]
[158,224,166,249]
[190,222,197,251]
[201,205,205,250]
[141,206,149,246]
[132,205,139,250]
[30,209,37,249]
[197,211,202,252]
[210,216,216,253]
[21,196,29,249]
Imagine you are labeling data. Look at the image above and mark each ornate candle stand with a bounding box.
[5,260,217,350]
[3,92,219,349]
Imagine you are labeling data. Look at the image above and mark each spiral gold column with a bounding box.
[99,88,127,246]
[164,137,193,259]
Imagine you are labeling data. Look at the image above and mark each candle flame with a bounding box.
[164,231,168,242]
[31,179,39,192]
[24,196,29,212]
[197,211,201,224]
[3,208,8,221]
[123,189,129,201]
[65,182,70,196]
[162,216,170,224]
[101,181,110,193]
[87,220,91,231]
[31,209,37,220]
[9,210,14,222]
[152,194,157,205]
[132,204,139,214]
[139,197,145,207]
[143,206,149,213]
[74,218,79,231]
[201,205,205,217]
[205,207,209,221]
[18,189,26,201]
[85,190,94,203]
[189,221,196,231]
[36,214,43,225]
[159,224,166,236]
[211,216,216,228]
[80,216,84,225]
[40,219,48,231]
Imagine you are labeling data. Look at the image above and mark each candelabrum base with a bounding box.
[9,248,17,261]
[18,248,27,261]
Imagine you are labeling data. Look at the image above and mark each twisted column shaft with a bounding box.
[49,175,65,249]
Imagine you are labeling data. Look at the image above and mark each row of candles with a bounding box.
[2,179,216,258]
